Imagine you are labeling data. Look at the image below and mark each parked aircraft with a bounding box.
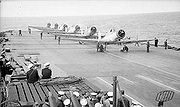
[53,26,98,39]
[28,23,66,33]
[29,23,99,39]
[62,29,154,52]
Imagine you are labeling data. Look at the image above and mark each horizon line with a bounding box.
[1,11,180,18]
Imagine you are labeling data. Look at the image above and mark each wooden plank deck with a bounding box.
[16,83,26,102]
[7,77,99,106]
[12,54,29,72]
[21,82,34,102]
[8,85,19,101]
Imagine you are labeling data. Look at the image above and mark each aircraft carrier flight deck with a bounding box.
[1,30,180,107]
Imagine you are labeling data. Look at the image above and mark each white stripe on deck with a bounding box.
[96,77,144,107]
[105,52,180,79]
[118,75,135,84]
[136,74,180,93]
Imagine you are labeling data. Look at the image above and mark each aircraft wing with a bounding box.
[28,26,64,33]
[62,38,99,43]
[54,33,98,39]
[111,39,155,44]
[28,26,49,31]
[62,38,154,44]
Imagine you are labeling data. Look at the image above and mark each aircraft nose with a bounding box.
[90,27,97,35]
[117,29,125,39]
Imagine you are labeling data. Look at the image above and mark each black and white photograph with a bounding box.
[0,0,180,107]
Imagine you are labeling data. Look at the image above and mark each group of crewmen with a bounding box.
[0,51,14,80]
[27,29,62,45]
[26,62,52,83]
[0,48,52,84]
[146,37,168,53]
[33,90,130,107]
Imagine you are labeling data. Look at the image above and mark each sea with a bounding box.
[1,12,180,47]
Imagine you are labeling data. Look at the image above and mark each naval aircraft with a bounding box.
[63,29,154,52]
[53,26,98,39]
[28,23,65,33]
[28,23,81,34]
[29,23,99,39]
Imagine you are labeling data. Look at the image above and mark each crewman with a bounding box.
[0,56,5,79]
[158,101,164,107]
[99,44,104,52]
[58,36,61,45]
[41,62,52,79]
[10,30,13,35]
[164,39,168,49]
[4,61,14,76]
[55,35,57,40]
[40,32,43,39]
[90,92,98,105]
[155,37,158,47]
[28,28,31,34]
[57,91,65,107]
[26,64,40,83]
[19,30,22,36]
[100,92,111,107]
[147,40,150,53]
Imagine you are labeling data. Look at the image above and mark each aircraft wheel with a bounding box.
[125,46,129,52]
[99,44,104,52]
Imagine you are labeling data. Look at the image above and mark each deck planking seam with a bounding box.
[77,82,89,93]
[33,84,43,101]
[62,84,70,98]
[45,86,50,91]
[27,83,36,102]
[39,85,48,97]
[28,83,42,103]
[51,85,60,95]
[21,82,28,102]
[46,86,58,99]
[72,83,85,94]
[15,85,21,101]
[17,83,26,102]
[34,84,47,102]
[81,82,94,92]
[22,82,34,102]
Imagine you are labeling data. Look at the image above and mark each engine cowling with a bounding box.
[62,24,68,31]
[47,23,51,28]
[75,25,81,32]
[117,29,125,39]
[54,23,59,29]
[89,26,97,36]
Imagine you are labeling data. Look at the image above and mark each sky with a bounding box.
[1,0,180,17]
